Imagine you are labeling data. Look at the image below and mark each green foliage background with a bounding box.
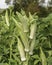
[0,0,52,65]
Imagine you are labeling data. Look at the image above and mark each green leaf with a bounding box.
[32,55,40,59]
[40,47,47,65]
[0,63,9,65]
[34,60,40,65]
[47,57,52,65]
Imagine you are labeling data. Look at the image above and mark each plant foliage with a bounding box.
[0,9,52,65]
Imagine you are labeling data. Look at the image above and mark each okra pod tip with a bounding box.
[25,48,29,52]
[29,51,33,55]
[21,57,26,61]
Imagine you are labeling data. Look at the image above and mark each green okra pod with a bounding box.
[16,12,29,32]
[21,9,26,16]
[12,17,29,52]
[22,15,29,32]
[19,29,29,52]
[29,22,37,39]
[12,17,22,29]
[29,36,36,55]
[29,13,35,24]
[18,38,26,61]
[29,22,37,55]
[5,10,10,26]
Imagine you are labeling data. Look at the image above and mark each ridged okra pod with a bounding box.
[5,10,10,26]
[16,12,29,32]
[29,21,37,55]
[18,38,26,61]
[19,29,29,52]
[29,13,35,24]
[12,17,22,29]
[29,22,37,39]
[12,17,29,52]
[29,36,36,55]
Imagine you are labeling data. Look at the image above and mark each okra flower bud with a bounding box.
[18,38,26,61]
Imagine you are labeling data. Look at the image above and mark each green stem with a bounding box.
[10,44,12,59]
[9,43,12,65]
[9,37,14,65]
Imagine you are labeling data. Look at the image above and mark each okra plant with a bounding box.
[0,9,52,65]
